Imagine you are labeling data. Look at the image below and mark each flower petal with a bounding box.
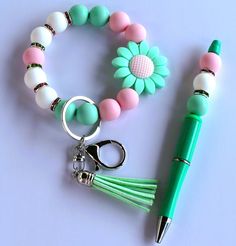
[144,78,156,94]
[147,46,159,59]
[153,56,168,66]
[134,78,145,95]
[117,47,133,60]
[128,41,139,55]
[139,41,149,55]
[122,74,136,88]
[112,57,129,68]
[154,66,170,77]
[114,67,131,79]
[151,73,166,88]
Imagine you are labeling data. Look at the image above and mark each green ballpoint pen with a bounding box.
[155,40,222,243]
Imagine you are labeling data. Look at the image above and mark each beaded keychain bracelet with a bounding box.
[22,4,170,212]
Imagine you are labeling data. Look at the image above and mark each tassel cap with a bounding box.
[75,170,95,186]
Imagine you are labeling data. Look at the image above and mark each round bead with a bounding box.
[76,102,99,125]
[35,86,58,109]
[69,4,89,26]
[89,6,110,27]
[187,94,209,116]
[24,67,47,89]
[23,47,45,66]
[99,99,121,121]
[193,72,216,95]
[200,52,222,74]
[116,88,139,110]
[124,23,147,43]
[54,100,76,122]
[30,26,52,47]
[46,12,68,33]
[109,11,130,32]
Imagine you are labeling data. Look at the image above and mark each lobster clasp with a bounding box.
[85,140,126,170]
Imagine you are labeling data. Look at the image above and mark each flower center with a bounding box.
[129,55,154,79]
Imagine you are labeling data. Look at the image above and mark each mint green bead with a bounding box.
[89,6,110,27]
[76,102,99,125]
[54,100,76,122]
[69,4,89,26]
[187,94,209,116]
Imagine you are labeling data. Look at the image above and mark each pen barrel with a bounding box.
[160,160,189,219]
[175,114,202,163]
[160,114,202,219]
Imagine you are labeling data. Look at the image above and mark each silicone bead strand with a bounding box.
[187,40,222,116]
[22,4,167,124]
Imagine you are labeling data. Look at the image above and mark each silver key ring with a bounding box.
[61,96,101,141]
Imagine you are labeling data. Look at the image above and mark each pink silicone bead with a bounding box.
[200,52,222,74]
[22,47,45,66]
[117,88,139,110]
[109,11,130,32]
[124,23,147,43]
[99,98,121,121]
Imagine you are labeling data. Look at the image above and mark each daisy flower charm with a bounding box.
[112,41,170,95]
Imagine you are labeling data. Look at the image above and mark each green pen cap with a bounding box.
[208,40,221,55]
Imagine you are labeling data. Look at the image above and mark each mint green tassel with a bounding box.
[75,170,157,212]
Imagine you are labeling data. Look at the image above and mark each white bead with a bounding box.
[31,26,52,47]
[193,72,216,95]
[24,67,47,90]
[46,12,68,33]
[35,86,58,109]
